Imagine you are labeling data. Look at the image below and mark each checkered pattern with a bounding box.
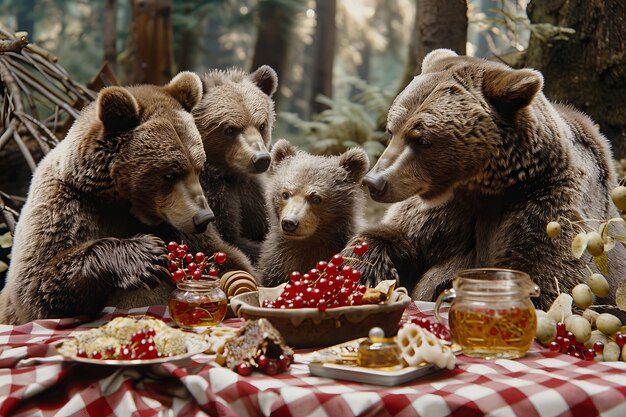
[2,302,626,417]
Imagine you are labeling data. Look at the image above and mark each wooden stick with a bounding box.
[12,129,38,172]
[0,37,29,54]
[0,60,25,113]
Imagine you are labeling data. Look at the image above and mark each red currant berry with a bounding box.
[332,254,344,266]
[168,261,180,273]
[615,333,626,348]
[583,348,596,361]
[214,252,227,265]
[349,270,361,282]
[184,253,193,263]
[167,241,179,252]
[208,268,218,277]
[257,355,269,369]
[264,360,278,375]
[316,261,328,272]
[236,363,253,376]
[192,270,203,280]
[179,243,188,252]
[172,269,185,281]
[290,271,302,283]
[194,252,205,263]
[593,341,604,354]
[187,262,197,272]
[278,354,292,371]
[317,299,328,311]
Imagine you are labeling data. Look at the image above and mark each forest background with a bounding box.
[0,0,625,278]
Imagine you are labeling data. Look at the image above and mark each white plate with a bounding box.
[308,362,442,386]
[63,344,210,366]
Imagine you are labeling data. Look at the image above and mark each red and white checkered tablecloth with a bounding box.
[2,302,626,417]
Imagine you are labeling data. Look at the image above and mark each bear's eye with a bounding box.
[281,191,290,200]
[259,123,266,132]
[310,195,322,205]
[163,173,176,182]
[224,127,237,136]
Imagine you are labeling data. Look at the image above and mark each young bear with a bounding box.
[259,139,369,287]
[349,49,626,309]
[193,66,278,263]
[0,73,251,325]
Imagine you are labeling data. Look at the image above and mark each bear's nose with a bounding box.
[362,172,387,195]
[252,152,271,173]
[281,217,299,233]
[193,209,215,233]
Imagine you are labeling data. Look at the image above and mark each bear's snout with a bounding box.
[252,152,271,173]
[281,217,299,233]
[363,172,388,199]
[193,209,215,233]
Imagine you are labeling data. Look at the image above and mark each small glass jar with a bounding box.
[168,278,228,332]
[435,268,540,359]
[357,327,403,369]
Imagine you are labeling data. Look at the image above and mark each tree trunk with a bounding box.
[399,0,467,90]
[310,0,337,115]
[127,0,174,85]
[104,0,117,74]
[15,0,35,40]
[524,0,626,158]
[250,0,297,106]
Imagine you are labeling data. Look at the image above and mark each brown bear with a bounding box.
[0,72,252,325]
[259,139,369,287]
[349,49,626,309]
[193,66,278,263]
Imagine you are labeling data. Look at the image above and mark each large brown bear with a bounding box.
[193,66,278,263]
[349,49,626,309]
[0,72,251,325]
[259,139,369,286]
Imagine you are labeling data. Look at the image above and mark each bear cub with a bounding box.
[193,66,278,263]
[259,139,369,287]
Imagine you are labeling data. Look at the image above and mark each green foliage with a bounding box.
[280,75,391,162]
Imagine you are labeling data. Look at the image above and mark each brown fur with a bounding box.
[193,66,278,263]
[350,49,626,309]
[259,140,369,286]
[0,73,252,324]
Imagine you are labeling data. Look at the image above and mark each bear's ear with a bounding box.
[250,65,278,97]
[165,71,203,112]
[483,67,543,111]
[271,139,297,166]
[339,147,370,183]
[97,87,140,134]
[421,49,458,73]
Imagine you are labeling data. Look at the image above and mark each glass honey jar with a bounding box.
[435,268,540,359]
[168,278,227,332]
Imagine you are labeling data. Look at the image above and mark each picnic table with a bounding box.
[2,301,626,417]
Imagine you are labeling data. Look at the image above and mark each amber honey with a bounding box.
[168,297,228,330]
[449,305,537,359]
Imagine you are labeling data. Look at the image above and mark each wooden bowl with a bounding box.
[229,289,411,348]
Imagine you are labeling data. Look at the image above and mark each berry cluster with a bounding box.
[76,328,168,360]
[262,242,370,311]
[167,241,226,282]
[546,323,626,361]
[410,317,452,344]
[235,353,293,376]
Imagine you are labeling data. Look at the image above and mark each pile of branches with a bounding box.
[0,29,97,233]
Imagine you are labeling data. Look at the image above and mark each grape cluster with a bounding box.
[547,322,599,361]
[235,353,293,376]
[262,242,370,311]
[76,328,168,360]
[410,317,452,344]
[166,241,226,282]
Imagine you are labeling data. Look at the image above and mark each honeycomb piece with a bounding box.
[396,323,455,369]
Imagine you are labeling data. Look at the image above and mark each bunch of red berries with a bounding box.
[262,241,370,311]
[77,328,167,360]
[546,322,626,361]
[235,353,294,376]
[409,318,452,344]
[166,241,226,282]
